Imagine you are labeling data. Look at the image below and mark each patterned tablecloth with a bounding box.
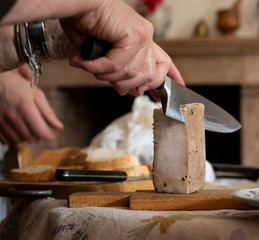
[1,180,259,240]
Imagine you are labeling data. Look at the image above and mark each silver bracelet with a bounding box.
[14,21,51,88]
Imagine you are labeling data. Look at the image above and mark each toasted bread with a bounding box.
[9,165,55,182]
[85,148,131,170]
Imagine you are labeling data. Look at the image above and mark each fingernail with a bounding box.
[56,119,64,129]
[69,60,78,67]
[69,61,76,67]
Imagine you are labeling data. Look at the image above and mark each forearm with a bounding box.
[0,21,76,73]
[0,0,102,26]
[0,25,21,72]
[45,20,77,60]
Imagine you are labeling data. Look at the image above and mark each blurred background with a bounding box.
[29,0,259,167]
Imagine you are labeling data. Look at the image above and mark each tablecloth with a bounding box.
[0,197,259,240]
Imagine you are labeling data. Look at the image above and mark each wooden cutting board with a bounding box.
[69,189,256,210]
[0,179,153,199]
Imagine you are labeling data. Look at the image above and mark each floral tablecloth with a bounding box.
[0,197,259,240]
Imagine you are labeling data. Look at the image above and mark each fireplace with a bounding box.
[34,85,241,165]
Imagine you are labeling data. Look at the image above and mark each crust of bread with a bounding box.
[33,147,80,167]
[143,163,153,172]
[85,148,131,170]
[9,165,55,182]
[60,152,87,167]
[116,155,140,168]
[4,143,34,177]
[58,165,86,170]
[116,165,151,177]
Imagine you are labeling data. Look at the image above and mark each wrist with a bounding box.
[14,20,76,87]
[44,19,77,60]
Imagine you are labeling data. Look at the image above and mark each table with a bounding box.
[1,180,259,240]
[1,199,259,240]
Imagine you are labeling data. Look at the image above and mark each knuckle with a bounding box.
[144,71,155,84]
[122,67,137,79]
[136,21,154,45]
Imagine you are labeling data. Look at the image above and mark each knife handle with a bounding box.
[55,169,127,182]
[156,81,165,90]
[81,37,111,60]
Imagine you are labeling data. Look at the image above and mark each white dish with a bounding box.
[232,188,259,208]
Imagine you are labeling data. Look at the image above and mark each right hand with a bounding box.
[60,0,185,96]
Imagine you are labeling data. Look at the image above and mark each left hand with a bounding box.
[0,64,64,144]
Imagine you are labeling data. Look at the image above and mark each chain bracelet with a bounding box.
[14,21,50,88]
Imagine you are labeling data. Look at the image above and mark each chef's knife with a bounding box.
[81,38,241,133]
[155,78,241,133]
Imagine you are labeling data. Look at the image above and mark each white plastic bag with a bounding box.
[83,95,160,164]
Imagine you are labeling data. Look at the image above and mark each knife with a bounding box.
[55,169,128,182]
[212,163,259,180]
[81,38,241,133]
[55,169,150,182]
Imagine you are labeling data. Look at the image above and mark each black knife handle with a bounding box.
[55,169,127,182]
[81,37,111,60]
[156,81,165,90]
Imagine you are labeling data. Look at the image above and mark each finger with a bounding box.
[0,117,23,144]
[70,55,119,75]
[136,43,173,94]
[33,89,64,130]
[93,50,147,82]
[70,45,145,78]
[94,67,137,82]
[136,61,170,94]
[110,50,155,94]
[110,82,128,96]
[167,63,185,86]
[111,73,152,95]
[5,109,37,142]
[22,104,55,141]
[127,88,144,97]
[0,128,9,144]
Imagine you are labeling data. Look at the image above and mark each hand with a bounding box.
[0,64,63,144]
[60,0,185,96]
[148,61,186,102]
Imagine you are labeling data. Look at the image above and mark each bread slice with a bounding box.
[9,165,55,182]
[85,148,131,170]
[60,152,87,167]
[4,143,34,177]
[153,104,206,194]
[33,147,80,167]
[116,155,140,169]
[116,165,151,177]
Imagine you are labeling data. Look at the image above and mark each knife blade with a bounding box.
[81,38,241,133]
[155,77,241,133]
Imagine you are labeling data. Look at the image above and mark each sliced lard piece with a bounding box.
[153,103,206,194]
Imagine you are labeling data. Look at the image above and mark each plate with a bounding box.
[232,188,259,208]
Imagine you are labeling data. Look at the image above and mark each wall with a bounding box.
[126,0,259,37]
